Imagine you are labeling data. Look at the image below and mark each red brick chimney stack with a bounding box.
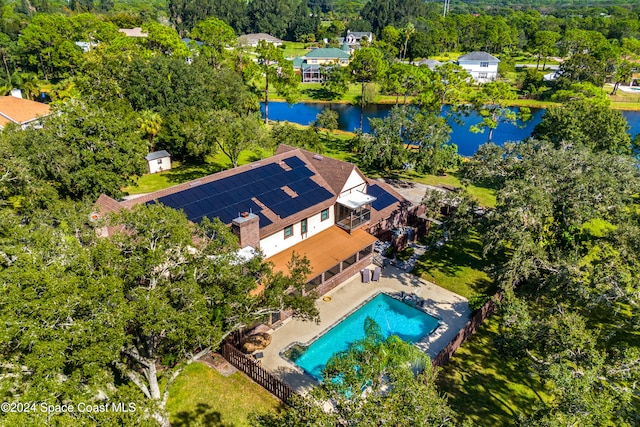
[231,213,260,249]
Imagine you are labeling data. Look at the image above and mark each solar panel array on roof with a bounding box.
[147,156,334,227]
[367,184,399,211]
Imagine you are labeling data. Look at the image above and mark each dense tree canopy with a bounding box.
[532,100,632,154]
[4,100,147,200]
[461,140,640,425]
[0,202,318,426]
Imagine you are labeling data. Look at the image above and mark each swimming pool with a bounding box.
[291,293,439,381]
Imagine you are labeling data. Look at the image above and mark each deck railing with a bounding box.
[221,343,298,405]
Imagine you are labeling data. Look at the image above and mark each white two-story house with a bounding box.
[457,51,500,83]
[95,146,408,322]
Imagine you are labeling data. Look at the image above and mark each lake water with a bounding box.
[261,102,640,157]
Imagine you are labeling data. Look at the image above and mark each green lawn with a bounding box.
[280,41,312,59]
[124,150,270,195]
[124,130,497,210]
[166,362,282,427]
[413,230,494,299]
[373,169,497,208]
[411,227,549,425]
[437,315,551,426]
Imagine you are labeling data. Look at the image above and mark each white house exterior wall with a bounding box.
[259,208,334,258]
[340,169,367,196]
[458,61,499,83]
[148,157,172,174]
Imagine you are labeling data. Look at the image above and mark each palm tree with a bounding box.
[11,72,42,100]
[137,110,162,151]
[611,61,633,95]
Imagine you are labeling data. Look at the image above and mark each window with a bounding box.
[478,72,488,79]
[321,208,329,221]
[284,225,293,238]
[324,263,341,280]
[358,246,372,259]
[301,218,308,234]
[157,159,163,164]
[480,61,489,68]
[342,254,357,268]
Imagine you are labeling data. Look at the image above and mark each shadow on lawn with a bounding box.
[165,163,227,185]
[300,87,340,102]
[437,316,547,427]
[172,403,232,427]
[413,238,495,295]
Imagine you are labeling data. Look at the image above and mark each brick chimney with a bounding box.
[231,212,260,249]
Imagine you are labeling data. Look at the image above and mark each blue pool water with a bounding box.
[293,293,439,381]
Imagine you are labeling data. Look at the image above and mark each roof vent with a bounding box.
[313,154,323,161]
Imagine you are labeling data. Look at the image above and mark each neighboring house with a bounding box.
[118,28,148,38]
[238,33,284,47]
[145,150,172,174]
[338,30,374,53]
[75,41,98,52]
[0,95,51,129]
[415,59,442,70]
[457,51,500,83]
[292,47,351,82]
[95,145,409,324]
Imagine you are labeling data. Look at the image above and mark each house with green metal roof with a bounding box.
[291,48,351,82]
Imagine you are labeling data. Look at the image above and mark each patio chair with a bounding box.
[372,266,381,281]
[361,268,370,283]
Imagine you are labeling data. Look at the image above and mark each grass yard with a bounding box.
[437,315,551,426]
[275,82,399,104]
[280,41,311,59]
[383,169,497,208]
[124,127,497,210]
[414,230,494,299]
[166,362,282,427]
[123,149,271,195]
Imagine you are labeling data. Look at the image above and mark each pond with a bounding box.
[261,102,640,157]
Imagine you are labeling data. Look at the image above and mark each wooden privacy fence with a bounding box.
[221,343,297,404]
[431,293,503,368]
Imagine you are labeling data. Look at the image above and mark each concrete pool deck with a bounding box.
[261,264,470,392]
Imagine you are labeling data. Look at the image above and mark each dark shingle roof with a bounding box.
[145,150,171,161]
[100,145,408,240]
[458,51,500,62]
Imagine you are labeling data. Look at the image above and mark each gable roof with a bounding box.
[238,33,283,44]
[416,59,442,70]
[458,51,500,62]
[305,48,350,59]
[0,96,51,128]
[346,31,373,40]
[99,145,408,240]
[121,149,337,238]
[145,150,171,161]
[275,145,358,195]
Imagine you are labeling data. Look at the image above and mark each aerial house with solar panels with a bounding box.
[95,145,409,323]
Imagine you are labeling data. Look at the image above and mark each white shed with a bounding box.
[145,150,172,174]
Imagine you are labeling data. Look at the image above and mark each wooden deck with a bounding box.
[265,225,377,280]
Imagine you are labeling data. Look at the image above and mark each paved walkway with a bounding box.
[261,265,470,392]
